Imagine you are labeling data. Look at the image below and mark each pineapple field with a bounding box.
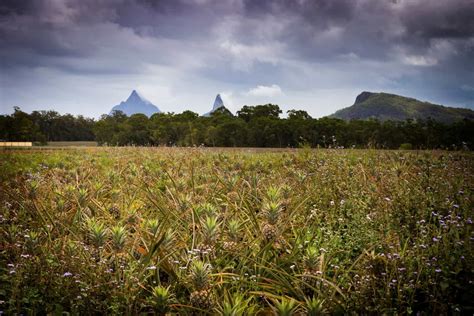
[0,147,473,314]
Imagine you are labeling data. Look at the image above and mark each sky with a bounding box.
[0,0,473,118]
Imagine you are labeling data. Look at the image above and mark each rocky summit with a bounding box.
[109,90,161,117]
[203,94,226,116]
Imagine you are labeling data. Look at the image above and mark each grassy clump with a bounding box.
[0,147,472,314]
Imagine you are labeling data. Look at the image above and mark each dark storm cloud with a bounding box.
[2,0,473,64]
[401,0,474,40]
[0,0,473,116]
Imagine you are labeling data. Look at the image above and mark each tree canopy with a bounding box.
[1,105,473,149]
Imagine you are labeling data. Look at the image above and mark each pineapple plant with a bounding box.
[272,297,298,316]
[110,224,127,252]
[304,297,326,316]
[144,218,160,237]
[151,285,172,315]
[301,245,322,295]
[197,215,220,255]
[261,200,282,242]
[189,261,214,310]
[221,292,256,316]
[77,187,89,207]
[85,218,108,249]
[197,203,218,217]
[266,186,281,203]
[223,219,241,253]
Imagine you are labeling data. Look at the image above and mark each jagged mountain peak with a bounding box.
[110,90,160,117]
[212,94,224,110]
[203,93,231,117]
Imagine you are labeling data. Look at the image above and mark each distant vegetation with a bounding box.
[1,104,473,149]
[332,92,474,123]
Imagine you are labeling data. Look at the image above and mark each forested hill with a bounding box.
[331,92,474,123]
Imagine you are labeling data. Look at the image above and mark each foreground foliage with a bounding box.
[0,148,473,314]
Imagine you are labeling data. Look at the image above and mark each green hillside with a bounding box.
[332,92,474,123]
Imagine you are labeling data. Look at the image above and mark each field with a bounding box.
[0,148,473,314]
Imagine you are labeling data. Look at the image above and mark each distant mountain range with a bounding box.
[331,91,474,123]
[109,90,473,123]
[110,90,161,117]
[109,91,232,117]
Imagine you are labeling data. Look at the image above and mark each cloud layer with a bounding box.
[0,0,473,117]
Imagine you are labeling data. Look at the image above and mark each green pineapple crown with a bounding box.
[304,245,319,269]
[263,201,282,225]
[85,218,108,248]
[110,224,127,251]
[151,285,171,313]
[190,260,211,290]
[273,297,298,316]
[202,215,220,243]
[304,297,325,316]
[227,219,241,241]
[197,203,218,217]
[266,186,281,203]
[144,218,160,236]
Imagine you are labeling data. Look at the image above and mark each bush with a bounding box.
[399,143,413,150]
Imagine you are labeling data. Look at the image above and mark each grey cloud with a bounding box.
[0,0,472,116]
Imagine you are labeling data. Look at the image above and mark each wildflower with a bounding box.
[435,269,442,273]
[432,237,439,242]
[146,265,157,270]
[63,272,73,277]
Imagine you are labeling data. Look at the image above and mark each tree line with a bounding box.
[1,105,473,149]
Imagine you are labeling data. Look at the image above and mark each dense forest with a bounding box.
[1,105,473,149]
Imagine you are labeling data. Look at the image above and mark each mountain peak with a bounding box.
[110,90,160,117]
[355,91,374,104]
[127,89,147,102]
[212,94,224,110]
[203,93,231,117]
[331,91,474,123]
